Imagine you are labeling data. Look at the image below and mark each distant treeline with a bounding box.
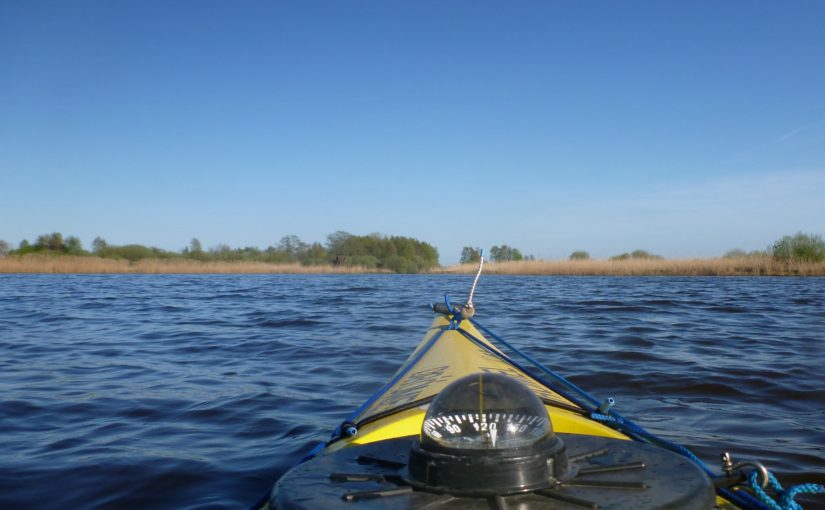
[2,231,822,272]
[563,232,825,263]
[457,232,825,265]
[0,231,439,273]
[459,245,534,263]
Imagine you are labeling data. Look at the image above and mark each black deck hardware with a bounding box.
[576,461,645,475]
[270,434,716,509]
[330,473,386,483]
[534,489,599,509]
[341,486,414,502]
[567,447,609,463]
[355,455,406,470]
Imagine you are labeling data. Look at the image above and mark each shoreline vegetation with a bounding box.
[2,254,824,276]
[2,231,824,276]
[0,255,382,274]
[439,257,825,276]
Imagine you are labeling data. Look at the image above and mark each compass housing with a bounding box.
[407,373,570,496]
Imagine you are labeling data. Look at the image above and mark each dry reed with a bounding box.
[3,255,824,276]
[435,257,825,276]
[0,255,384,274]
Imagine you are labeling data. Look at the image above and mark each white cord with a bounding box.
[466,254,484,310]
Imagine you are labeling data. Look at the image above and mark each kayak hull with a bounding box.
[267,313,741,509]
[331,315,627,452]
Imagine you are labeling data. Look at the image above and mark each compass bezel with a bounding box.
[407,372,571,496]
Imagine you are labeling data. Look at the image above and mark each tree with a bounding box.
[385,255,418,274]
[185,238,204,259]
[723,249,768,259]
[631,249,661,260]
[609,250,663,261]
[29,232,86,253]
[344,255,379,269]
[326,231,353,255]
[237,246,263,261]
[303,242,328,265]
[723,249,747,259]
[277,235,308,261]
[770,232,825,263]
[209,244,235,261]
[460,247,481,264]
[320,231,438,272]
[0,239,9,257]
[35,232,64,251]
[569,250,590,261]
[112,244,159,262]
[64,236,83,255]
[5,230,443,271]
[92,237,108,254]
[489,245,524,262]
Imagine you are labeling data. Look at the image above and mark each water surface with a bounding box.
[1,275,823,509]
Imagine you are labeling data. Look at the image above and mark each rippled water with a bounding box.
[1,275,823,509]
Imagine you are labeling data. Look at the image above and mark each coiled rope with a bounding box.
[748,470,825,510]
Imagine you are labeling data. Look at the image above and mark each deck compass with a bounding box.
[271,372,716,509]
[407,372,571,495]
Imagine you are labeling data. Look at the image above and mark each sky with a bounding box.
[2,1,824,264]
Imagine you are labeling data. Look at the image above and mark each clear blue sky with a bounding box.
[2,1,823,264]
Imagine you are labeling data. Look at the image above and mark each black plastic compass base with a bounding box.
[407,434,569,496]
[270,434,716,510]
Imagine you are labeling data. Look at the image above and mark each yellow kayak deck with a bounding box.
[328,315,627,452]
[265,312,768,510]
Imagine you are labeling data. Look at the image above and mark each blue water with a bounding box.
[1,275,823,509]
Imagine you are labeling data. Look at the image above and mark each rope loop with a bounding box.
[748,469,825,510]
[443,295,462,329]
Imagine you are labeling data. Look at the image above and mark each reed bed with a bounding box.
[3,255,824,276]
[0,255,382,274]
[436,257,825,276]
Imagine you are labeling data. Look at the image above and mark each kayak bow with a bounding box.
[263,299,823,510]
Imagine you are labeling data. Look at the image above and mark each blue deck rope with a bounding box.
[468,314,752,472]
[589,412,713,474]
[469,317,603,409]
[325,324,450,445]
[344,326,447,425]
[749,470,825,510]
[720,487,773,510]
[467,316,717,473]
[454,327,599,417]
